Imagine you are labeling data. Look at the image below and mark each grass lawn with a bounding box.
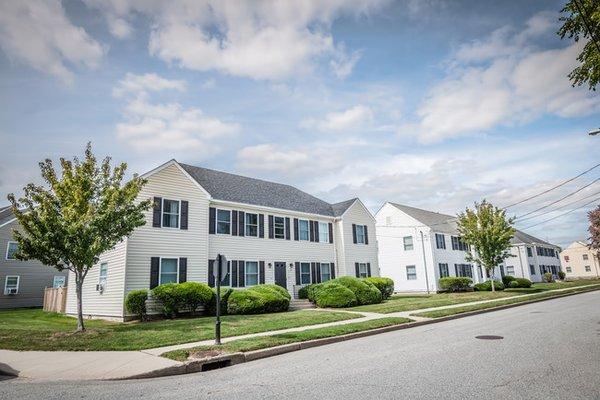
[346,279,600,314]
[0,309,361,351]
[413,284,600,318]
[163,317,411,361]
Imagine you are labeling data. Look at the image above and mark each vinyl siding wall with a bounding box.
[338,201,379,278]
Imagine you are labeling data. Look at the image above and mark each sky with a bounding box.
[0,0,598,248]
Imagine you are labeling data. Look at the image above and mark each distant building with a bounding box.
[560,241,600,279]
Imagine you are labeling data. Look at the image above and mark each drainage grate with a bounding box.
[475,335,504,340]
[201,359,231,371]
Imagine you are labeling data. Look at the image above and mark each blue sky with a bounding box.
[0,0,598,247]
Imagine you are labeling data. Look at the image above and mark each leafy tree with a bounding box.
[589,203,600,258]
[558,0,600,90]
[7,144,150,331]
[457,200,515,292]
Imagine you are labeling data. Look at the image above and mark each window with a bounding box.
[159,258,178,285]
[4,276,19,295]
[98,262,108,286]
[529,264,536,275]
[527,247,533,257]
[319,222,329,243]
[583,254,589,260]
[564,255,570,262]
[435,234,446,249]
[298,220,309,241]
[566,267,572,273]
[320,263,331,282]
[245,261,259,286]
[406,265,417,280]
[585,265,591,272]
[273,217,285,239]
[358,263,368,278]
[506,266,515,276]
[216,209,231,234]
[451,236,469,251]
[53,276,66,288]
[455,264,473,278]
[438,263,449,278]
[162,199,180,228]
[6,242,19,260]
[300,262,311,284]
[356,225,366,244]
[245,213,258,237]
[403,236,414,251]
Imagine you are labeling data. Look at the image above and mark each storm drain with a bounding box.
[475,335,504,340]
[201,359,231,371]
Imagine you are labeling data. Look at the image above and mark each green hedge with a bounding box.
[206,287,234,316]
[439,277,472,292]
[362,277,394,299]
[124,289,148,321]
[178,282,213,315]
[328,276,382,305]
[473,280,505,291]
[227,284,290,314]
[543,272,554,283]
[298,285,309,299]
[307,283,324,302]
[151,283,182,318]
[314,283,357,308]
[502,275,516,287]
[513,278,532,288]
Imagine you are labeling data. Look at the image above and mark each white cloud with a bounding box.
[113,73,186,97]
[303,105,374,132]
[330,46,362,79]
[0,0,105,84]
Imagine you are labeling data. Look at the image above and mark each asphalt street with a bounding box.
[2,290,599,400]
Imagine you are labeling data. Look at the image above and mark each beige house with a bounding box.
[560,241,600,279]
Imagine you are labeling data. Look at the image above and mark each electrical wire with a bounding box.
[519,196,600,230]
[515,188,600,223]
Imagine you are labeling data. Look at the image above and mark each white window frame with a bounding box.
[406,265,417,280]
[159,257,179,285]
[4,276,19,295]
[320,262,331,282]
[358,262,368,278]
[161,199,181,229]
[298,219,310,241]
[403,236,414,251]
[245,261,260,286]
[506,266,515,276]
[6,241,19,260]
[216,209,232,235]
[98,262,108,286]
[356,225,366,244]
[245,212,259,237]
[318,222,329,243]
[300,262,311,285]
[53,276,66,288]
[273,216,285,239]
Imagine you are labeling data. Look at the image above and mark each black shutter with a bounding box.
[311,262,317,284]
[150,257,160,289]
[364,226,369,245]
[285,217,291,240]
[259,261,265,284]
[232,211,238,236]
[367,262,371,277]
[231,260,238,287]
[328,223,333,244]
[314,221,320,243]
[310,221,315,242]
[294,218,299,241]
[315,263,321,283]
[355,262,360,277]
[259,214,265,238]
[152,197,162,227]
[209,207,216,234]
[454,264,458,277]
[238,211,245,237]
[238,261,245,287]
[268,215,274,239]
[330,262,335,279]
[180,201,189,230]
[208,260,215,287]
[352,224,357,244]
[179,258,187,283]
[295,262,301,284]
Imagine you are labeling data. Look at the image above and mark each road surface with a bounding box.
[2,290,599,399]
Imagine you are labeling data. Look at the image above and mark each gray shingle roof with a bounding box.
[180,163,340,216]
[510,229,554,247]
[331,198,357,217]
[0,205,15,226]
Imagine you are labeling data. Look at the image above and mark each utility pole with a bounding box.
[214,254,227,345]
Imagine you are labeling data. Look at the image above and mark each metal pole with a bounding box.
[420,230,431,295]
[215,255,222,345]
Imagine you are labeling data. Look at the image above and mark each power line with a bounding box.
[515,188,600,223]
[520,196,600,230]
[502,162,600,209]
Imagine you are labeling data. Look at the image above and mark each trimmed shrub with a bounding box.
[514,278,532,288]
[363,277,394,299]
[509,280,520,288]
[246,285,290,312]
[125,289,148,321]
[206,287,234,316]
[177,282,213,315]
[473,280,505,291]
[439,277,472,292]
[298,285,310,299]
[307,283,325,302]
[314,283,357,308]
[502,275,516,287]
[558,271,566,280]
[543,272,554,283]
[151,283,183,318]
[328,276,382,305]
[227,284,289,314]
[258,284,291,300]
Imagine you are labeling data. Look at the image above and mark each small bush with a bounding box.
[543,272,554,283]
[509,280,520,288]
[298,285,310,299]
[473,280,505,291]
[513,278,532,288]
[307,283,325,302]
[125,289,148,321]
[246,285,290,312]
[558,271,566,280]
[177,282,213,315]
[227,284,289,314]
[329,276,382,305]
[206,287,234,316]
[439,277,472,292]
[151,283,182,318]
[502,275,516,287]
[363,277,394,299]
[258,284,291,300]
[314,283,357,308]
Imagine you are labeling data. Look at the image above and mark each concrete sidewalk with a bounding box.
[1,284,598,381]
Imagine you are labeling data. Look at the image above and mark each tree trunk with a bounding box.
[75,272,85,332]
[491,277,495,292]
[487,268,495,292]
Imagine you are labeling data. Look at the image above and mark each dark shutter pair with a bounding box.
[308,221,320,242]
[353,262,371,278]
[311,262,319,284]
[153,197,189,229]
[268,215,291,239]
[231,210,246,236]
[150,257,187,289]
[351,224,369,244]
[293,218,299,241]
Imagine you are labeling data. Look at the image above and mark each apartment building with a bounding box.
[560,241,600,279]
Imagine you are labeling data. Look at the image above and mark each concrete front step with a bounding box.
[289,299,315,310]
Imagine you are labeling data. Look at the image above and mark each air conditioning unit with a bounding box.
[6,288,18,295]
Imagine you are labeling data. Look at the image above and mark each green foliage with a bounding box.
[124,290,148,321]
[328,276,382,305]
[558,0,600,90]
[558,270,566,280]
[589,205,600,254]
[177,282,213,315]
[439,277,472,292]
[298,285,310,299]
[258,284,291,300]
[509,281,520,288]
[513,278,532,288]
[363,277,395,299]
[473,280,505,291]
[502,275,516,287]
[307,283,325,302]
[227,285,290,314]
[151,283,182,318]
[206,287,234,316]
[7,143,150,331]
[543,272,554,283]
[314,283,358,308]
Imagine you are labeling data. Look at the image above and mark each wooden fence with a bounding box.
[43,286,67,313]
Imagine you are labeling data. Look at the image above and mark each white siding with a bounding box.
[339,200,379,278]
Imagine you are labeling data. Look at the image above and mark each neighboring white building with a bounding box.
[560,241,600,279]
[376,202,562,293]
[65,160,379,321]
